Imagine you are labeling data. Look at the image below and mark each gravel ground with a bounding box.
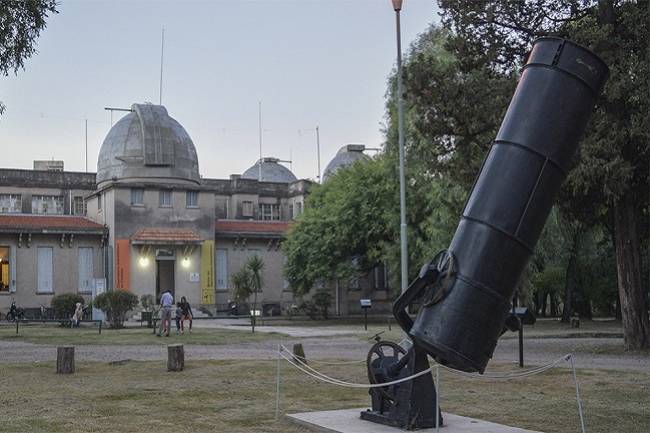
[1,333,648,372]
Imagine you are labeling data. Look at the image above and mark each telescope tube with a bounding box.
[409,37,609,373]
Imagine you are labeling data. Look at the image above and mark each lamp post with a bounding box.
[392,0,408,296]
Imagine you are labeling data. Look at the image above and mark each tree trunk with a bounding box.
[56,346,75,374]
[167,344,184,372]
[550,294,558,317]
[613,193,650,350]
[561,232,580,323]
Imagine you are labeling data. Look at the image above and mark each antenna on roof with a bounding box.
[104,107,134,127]
[159,26,165,105]
[258,100,263,182]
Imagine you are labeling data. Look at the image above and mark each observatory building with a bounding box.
[0,104,386,318]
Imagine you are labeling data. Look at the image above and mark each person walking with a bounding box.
[179,296,193,335]
[157,290,174,337]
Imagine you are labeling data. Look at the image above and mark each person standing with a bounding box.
[179,296,193,335]
[157,290,174,337]
[72,302,83,327]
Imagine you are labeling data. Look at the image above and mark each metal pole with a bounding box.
[316,125,321,183]
[364,308,368,331]
[85,119,88,173]
[435,365,440,432]
[159,27,165,105]
[570,355,587,433]
[275,344,282,420]
[258,101,263,182]
[395,8,408,296]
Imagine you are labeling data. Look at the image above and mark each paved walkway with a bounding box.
[1,331,648,372]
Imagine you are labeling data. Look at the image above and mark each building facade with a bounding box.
[0,104,390,317]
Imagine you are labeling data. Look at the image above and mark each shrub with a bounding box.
[93,290,139,329]
[140,294,156,312]
[299,300,319,320]
[51,293,84,319]
[313,290,332,320]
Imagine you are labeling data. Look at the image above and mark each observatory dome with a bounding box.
[241,157,297,183]
[97,104,200,187]
[322,144,370,182]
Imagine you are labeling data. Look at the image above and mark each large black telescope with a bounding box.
[408,37,609,373]
[363,37,608,430]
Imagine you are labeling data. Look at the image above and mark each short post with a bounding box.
[167,344,184,372]
[56,346,75,374]
[292,343,306,364]
[15,319,19,335]
[364,308,368,330]
[518,318,524,368]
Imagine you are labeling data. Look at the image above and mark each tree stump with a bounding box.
[56,346,75,374]
[167,344,184,372]
[571,317,580,328]
[292,343,306,364]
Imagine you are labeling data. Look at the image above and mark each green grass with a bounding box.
[0,359,647,433]
[0,324,288,346]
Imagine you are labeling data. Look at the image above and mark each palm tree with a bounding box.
[246,255,264,333]
[231,255,264,333]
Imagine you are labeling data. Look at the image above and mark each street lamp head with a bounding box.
[392,0,403,11]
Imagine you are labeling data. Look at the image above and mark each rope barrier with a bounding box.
[289,354,367,365]
[275,344,586,432]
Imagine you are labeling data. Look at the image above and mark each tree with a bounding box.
[0,0,58,115]
[231,255,264,333]
[438,0,649,349]
[93,290,139,329]
[284,157,396,296]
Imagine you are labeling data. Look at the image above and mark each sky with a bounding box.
[0,0,440,181]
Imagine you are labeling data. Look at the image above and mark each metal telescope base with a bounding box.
[361,346,442,430]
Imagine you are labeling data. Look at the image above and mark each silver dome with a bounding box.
[97,104,200,186]
[323,144,370,181]
[241,157,297,183]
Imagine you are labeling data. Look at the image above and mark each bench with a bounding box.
[14,319,103,335]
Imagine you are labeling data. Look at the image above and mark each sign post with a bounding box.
[360,299,372,331]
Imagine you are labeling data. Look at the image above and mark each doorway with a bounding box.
[156,260,175,300]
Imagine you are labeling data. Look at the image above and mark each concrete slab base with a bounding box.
[286,408,543,433]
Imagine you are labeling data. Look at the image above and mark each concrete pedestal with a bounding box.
[286,408,543,433]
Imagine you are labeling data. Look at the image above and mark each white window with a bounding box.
[0,194,22,213]
[289,204,294,219]
[186,191,198,207]
[73,196,86,215]
[216,249,228,289]
[242,201,254,217]
[159,190,172,207]
[32,195,64,215]
[131,188,144,205]
[97,194,102,211]
[37,247,53,293]
[259,203,280,221]
[78,247,93,293]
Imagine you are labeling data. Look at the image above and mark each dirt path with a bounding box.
[1,335,648,372]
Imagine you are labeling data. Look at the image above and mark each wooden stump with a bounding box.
[56,346,75,374]
[570,317,580,328]
[167,344,184,372]
[292,343,306,364]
